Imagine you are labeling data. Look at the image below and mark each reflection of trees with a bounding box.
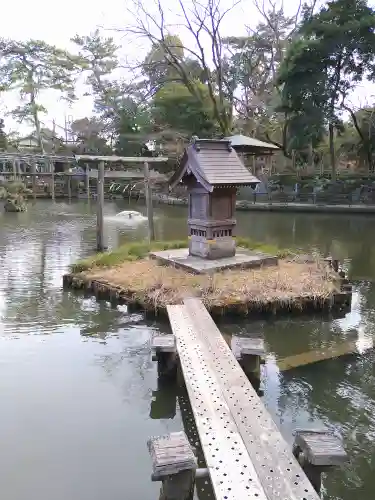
[2,200,375,500]
[236,212,374,271]
[0,207,146,333]
[275,351,375,499]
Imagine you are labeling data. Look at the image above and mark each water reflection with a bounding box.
[0,199,375,499]
[0,200,182,500]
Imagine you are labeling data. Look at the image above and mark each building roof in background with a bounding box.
[224,134,279,151]
[169,138,260,191]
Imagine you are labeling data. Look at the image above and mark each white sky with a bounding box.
[0,0,374,136]
[0,0,127,134]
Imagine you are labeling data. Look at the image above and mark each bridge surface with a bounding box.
[167,298,319,500]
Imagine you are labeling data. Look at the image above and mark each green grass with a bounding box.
[70,237,294,273]
[235,237,293,259]
[70,240,188,272]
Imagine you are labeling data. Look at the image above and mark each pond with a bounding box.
[0,198,374,500]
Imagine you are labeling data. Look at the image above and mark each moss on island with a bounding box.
[70,238,292,273]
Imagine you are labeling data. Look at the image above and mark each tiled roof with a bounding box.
[169,139,260,191]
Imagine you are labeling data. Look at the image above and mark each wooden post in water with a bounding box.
[148,432,197,500]
[231,336,265,394]
[292,430,348,494]
[96,160,105,251]
[51,161,55,201]
[32,160,37,199]
[67,169,72,200]
[151,335,178,382]
[144,161,155,241]
[86,163,90,201]
[12,159,16,180]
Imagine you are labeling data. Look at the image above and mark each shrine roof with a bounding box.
[169,138,260,192]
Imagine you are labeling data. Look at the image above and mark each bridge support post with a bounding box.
[152,335,178,382]
[231,336,265,393]
[292,429,348,494]
[148,432,197,500]
[51,161,55,201]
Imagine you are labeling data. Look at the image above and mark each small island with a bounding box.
[64,139,351,317]
[63,238,350,317]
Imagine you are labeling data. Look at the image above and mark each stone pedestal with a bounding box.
[188,220,236,259]
[150,247,278,274]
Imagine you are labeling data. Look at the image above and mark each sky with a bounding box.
[0,0,374,137]
[0,0,128,134]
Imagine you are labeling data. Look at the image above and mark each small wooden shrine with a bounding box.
[169,138,260,259]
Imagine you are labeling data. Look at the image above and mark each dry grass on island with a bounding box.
[64,239,340,316]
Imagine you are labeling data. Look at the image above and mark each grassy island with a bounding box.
[63,238,351,317]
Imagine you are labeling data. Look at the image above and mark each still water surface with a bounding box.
[0,199,374,499]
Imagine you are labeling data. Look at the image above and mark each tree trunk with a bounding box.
[30,89,44,154]
[328,122,336,180]
[308,142,313,169]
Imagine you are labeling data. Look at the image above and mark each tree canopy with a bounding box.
[0,39,78,152]
[1,0,375,175]
[278,0,375,175]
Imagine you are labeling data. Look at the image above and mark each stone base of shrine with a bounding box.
[149,247,278,274]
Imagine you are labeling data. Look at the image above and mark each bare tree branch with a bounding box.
[124,0,240,135]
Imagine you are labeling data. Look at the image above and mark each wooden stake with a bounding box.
[51,161,55,201]
[32,160,36,199]
[148,432,197,500]
[231,336,265,394]
[144,161,155,241]
[96,160,105,251]
[67,171,72,200]
[86,163,90,201]
[151,335,178,381]
[292,430,348,494]
[12,159,16,180]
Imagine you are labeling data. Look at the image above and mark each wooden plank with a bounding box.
[183,298,320,500]
[75,155,168,163]
[277,341,362,371]
[88,170,145,179]
[0,153,75,161]
[168,305,267,500]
